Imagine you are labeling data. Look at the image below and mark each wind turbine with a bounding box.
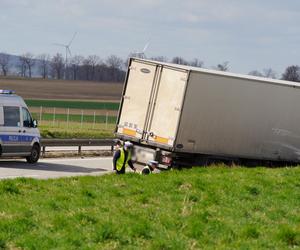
[53,32,77,78]
[131,39,151,59]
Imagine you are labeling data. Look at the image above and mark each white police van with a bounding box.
[0,90,41,163]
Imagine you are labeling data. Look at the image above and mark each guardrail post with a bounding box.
[78,146,82,155]
[42,146,46,157]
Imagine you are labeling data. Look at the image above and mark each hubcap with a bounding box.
[32,149,38,159]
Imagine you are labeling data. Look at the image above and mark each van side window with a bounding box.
[22,108,33,128]
[3,106,20,127]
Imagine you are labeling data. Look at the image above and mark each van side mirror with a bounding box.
[33,120,38,128]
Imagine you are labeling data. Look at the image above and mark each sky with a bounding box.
[0,0,299,75]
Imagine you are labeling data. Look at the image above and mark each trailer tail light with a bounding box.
[161,154,172,166]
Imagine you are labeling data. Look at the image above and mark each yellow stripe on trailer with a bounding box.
[123,128,137,137]
[155,136,169,144]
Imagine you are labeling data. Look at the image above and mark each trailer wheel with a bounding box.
[26,144,41,164]
[171,162,182,170]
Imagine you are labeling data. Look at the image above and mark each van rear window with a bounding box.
[3,106,20,127]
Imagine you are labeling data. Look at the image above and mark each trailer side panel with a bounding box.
[176,71,300,161]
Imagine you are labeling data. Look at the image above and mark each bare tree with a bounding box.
[0,53,10,76]
[106,55,124,81]
[150,56,168,63]
[263,68,277,79]
[249,68,277,79]
[282,65,300,82]
[87,55,100,80]
[70,55,84,80]
[171,57,188,65]
[51,53,64,79]
[189,58,204,68]
[37,54,50,79]
[18,55,27,77]
[82,57,92,80]
[248,70,263,77]
[0,51,128,82]
[106,55,123,69]
[22,53,35,77]
[216,61,229,71]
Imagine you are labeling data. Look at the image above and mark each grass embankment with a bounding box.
[27,100,118,139]
[25,100,120,110]
[31,113,117,124]
[38,122,115,139]
[30,113,116,139]
[0,167,299,249]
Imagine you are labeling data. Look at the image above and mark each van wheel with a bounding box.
[26,144,40,164]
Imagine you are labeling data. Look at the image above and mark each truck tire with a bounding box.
[26,144,41,164]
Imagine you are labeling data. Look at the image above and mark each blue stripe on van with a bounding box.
[0,134,36,143]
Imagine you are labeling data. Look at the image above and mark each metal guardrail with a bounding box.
[41,138,115,155]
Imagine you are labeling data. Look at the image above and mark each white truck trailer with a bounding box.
[115,58,300,167]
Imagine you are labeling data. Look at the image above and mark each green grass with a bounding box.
[31,113,116,139]
[38,122,115,139]
[31,113,117,124]
[25,99,120,110]
[0,167,299,249]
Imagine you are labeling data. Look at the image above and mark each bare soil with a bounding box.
[0,77,123,101]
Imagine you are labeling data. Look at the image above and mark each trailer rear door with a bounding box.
[117,61,157,139]
[145,67,188,147]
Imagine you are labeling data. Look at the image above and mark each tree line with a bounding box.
[0,52,300,83]
[153,56,300,82]
[0,52,126,82]
[248,66,300,82]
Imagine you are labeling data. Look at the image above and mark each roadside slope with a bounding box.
[0,166,299,249]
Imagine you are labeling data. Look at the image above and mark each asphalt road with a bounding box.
[44,146,111,152]
[0,157,114,179]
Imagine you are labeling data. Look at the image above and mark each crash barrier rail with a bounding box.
[41,138,115,156]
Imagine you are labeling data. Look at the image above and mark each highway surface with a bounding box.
[44,146,111,152]
[0,157,114,179]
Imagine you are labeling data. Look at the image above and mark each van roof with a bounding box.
[0,94,27,107]
[132,58,300,89]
